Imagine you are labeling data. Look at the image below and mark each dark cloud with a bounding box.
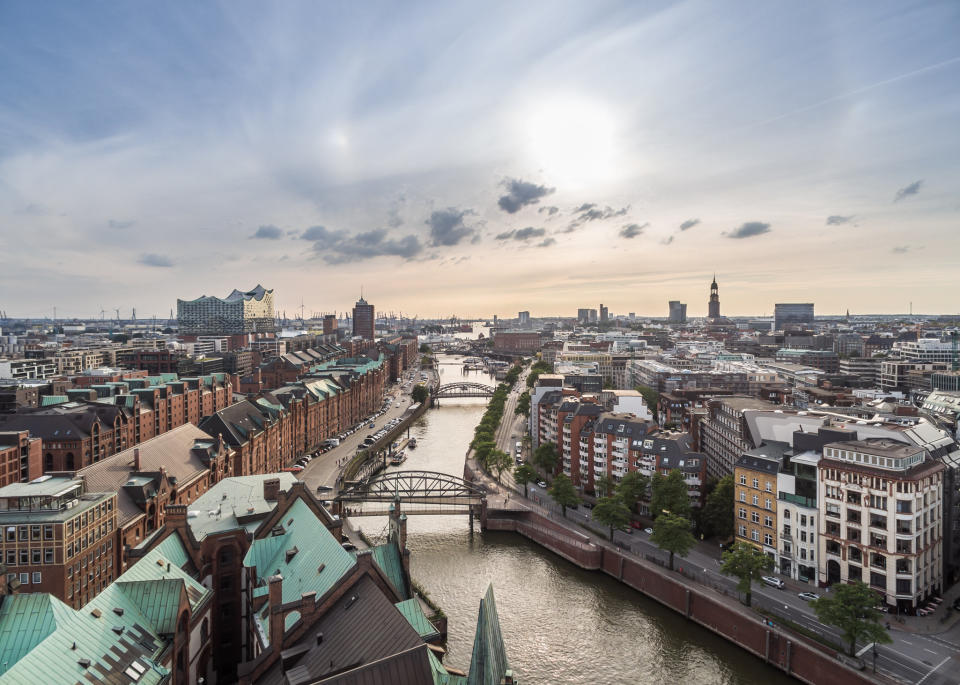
[894,180,923,202]
[425,207,475,246]
[661,236,675,245]
[108,219,135,230]
[497,178,555,213]
[619,223,647,239]
[727,221,771,239]
[892,246,910,254]
[251,224,283,240]
[300,225,342,242]
[495,230,514,240]
[538,206,559,216]
[139,253,173,267]
[299,224,423,263]
[826,215,855,225]
[679,218,700,231]
[568,203,630,230]
[537,238,556,248]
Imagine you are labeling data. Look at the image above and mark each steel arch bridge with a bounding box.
[432,382,496,399]
[335,470,487,516]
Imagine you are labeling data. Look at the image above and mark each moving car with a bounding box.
[536,480,547,488]
[762,576,785,589]
[798,592,819,601]
[643,527,654,535]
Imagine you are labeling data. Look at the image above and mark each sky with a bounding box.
[1,1,959,321]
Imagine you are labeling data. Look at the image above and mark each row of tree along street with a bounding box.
[469,363,523,482]
[519,440,891,658]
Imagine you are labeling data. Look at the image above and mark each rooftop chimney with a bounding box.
[263,477,281,501]
[133,448,141,470]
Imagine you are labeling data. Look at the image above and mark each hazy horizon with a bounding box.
[2,2,958,319]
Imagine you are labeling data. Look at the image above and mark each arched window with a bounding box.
[65,453,75,470]
[44,453,54,472]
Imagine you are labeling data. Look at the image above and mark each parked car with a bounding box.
[643,527,654,535]
[536,480,547,488]
[798,592,819,601]
[316,485,332,493]
[762,576,785,589]
[342,542,357,551]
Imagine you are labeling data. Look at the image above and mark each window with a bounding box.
[800,514,807,526]
[738,508,747,519]
[30,526,40,541]
[31,550,41,564]
[32,572,41,584]
[783,509,790,520]
[739,525,747,537]
[765,481,772,492]
[43,525,53,540]
[800,531,807,542]
[5,527,13,542]
[765,516,773,528]
[740,474,746,485]
[764,499,772,510]
[739,492,746,502]
[18,526,27,541]
[44,549,53,564]
[752,478,759,489]
[751,512,760,523]
[19,573,29,585]
[752,494,759,506]
[751,530,760,542]
[764,533,773,546]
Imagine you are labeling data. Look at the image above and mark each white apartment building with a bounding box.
[777,451,820,583]
[817,439,944,611]
[0,358,58,380]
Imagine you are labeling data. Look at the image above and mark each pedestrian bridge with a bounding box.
[432,382,496,399]
[335,470,488,517]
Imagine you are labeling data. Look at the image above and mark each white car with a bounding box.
[536,480,547,488]
[761,575,785,589]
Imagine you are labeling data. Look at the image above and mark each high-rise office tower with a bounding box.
[352,296,375,340]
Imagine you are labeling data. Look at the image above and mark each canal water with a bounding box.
[358,355,794,684]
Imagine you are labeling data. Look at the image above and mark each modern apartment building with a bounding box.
[0,358,58,381]
[668,301,687,324]
[699,396,777,479]
[817,439,944,611]
[0,476,118,609]
[177,284,276,335]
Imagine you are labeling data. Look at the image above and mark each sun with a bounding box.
[521,95,620,190]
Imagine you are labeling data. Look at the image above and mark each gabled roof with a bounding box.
[371,540,409,600]
[467,585,510,685]
[394,599,439,641]
[0,593,74,676]
[186,473,299,541]
[77,423,215,526]
[245,498,356,633]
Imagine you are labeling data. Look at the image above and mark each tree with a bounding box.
[411,385,429,404]
[472,438,496,466]
[487,449,514,483]
[533,442,559,480]
[419,343,431,353]
[617,471,649,513]
[547,473,580,518]
[650,470,691,519]
[701,475,735,540]
[720,542,773,607]
[634,383,659,415]
[651,512,696,570]
[594,474,616,499]
[514,391,531,416]
[811,581,892,656]
[513,463,537,497]
[593,497,631,541]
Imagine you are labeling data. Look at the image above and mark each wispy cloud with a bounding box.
[496,226,546,242]
[537,206,559,216]
[894,180,923,202]
[568,203,630,230]
[139,253,174,267]
[251,225,283,240]
[679,218,699,231]
[826,215,855,225]
[537,238,556,248]
[619,223,647,239]
[727,221,771,239]
[891,245,910,254]
[497,178,555,213]
[108,219,135,230]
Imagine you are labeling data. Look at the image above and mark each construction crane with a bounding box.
[952,331,958,371]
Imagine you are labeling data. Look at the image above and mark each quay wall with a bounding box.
[487,507,875,685]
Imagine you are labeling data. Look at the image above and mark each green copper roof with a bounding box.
[116,579,186,634]
[429,649,468,685]
[467,585,510,685]
[372,540,409,600]
[0,593,74,676]
[150,533,191,571]
[394,599,439,641]
[244,497,357,638]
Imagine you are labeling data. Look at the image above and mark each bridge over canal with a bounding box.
[432,382,496,400]
[334,470,489,523]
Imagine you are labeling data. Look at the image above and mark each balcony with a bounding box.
[779,492,816,508]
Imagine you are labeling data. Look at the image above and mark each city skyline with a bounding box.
[2,2,959,318]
